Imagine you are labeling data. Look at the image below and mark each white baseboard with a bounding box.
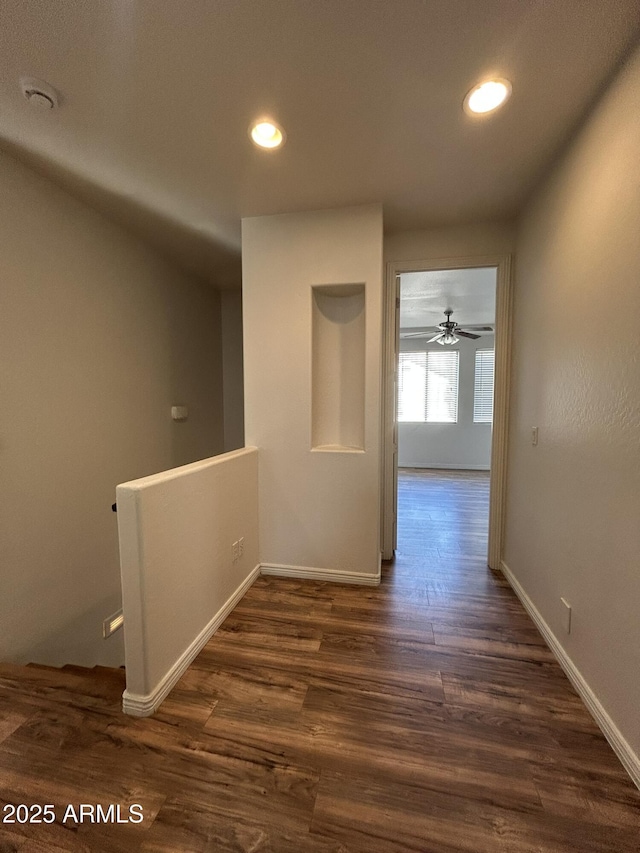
[500,560,640,791]
[122,564,261,717]
[399,463,490,471]
[261,562,381,586]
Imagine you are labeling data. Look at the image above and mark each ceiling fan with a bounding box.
[401,309,493,345]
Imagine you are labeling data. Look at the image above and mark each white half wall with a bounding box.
[398,334,494,469]
[505,43,640,775]
[117,447,259,715]
[0,150,224,670]
[242,205,383,580]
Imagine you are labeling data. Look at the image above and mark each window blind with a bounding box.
[398,350,459,423]
[398,351,427,422]
[474,349,495,423]
[425,350,459,423]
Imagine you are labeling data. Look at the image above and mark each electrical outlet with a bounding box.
[532,426,539,446]
[238,537,244,558]
[560,597,572,634]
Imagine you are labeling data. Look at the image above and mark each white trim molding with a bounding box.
[400,463,490,471]
[261,562,381,586]
[122,564,261,717]
[501,561,640,791]
[381,254,513,568]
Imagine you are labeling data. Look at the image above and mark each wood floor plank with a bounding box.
[180,660,310,712]
[532,769,640,829]
[310,769,535,853]
[216,613,324,652]
[1,469,638,851]
[195,636,446,703]
[203,701,544,814]
[0,707,34,746]
[141,803,356,853]
[433,623,554,661]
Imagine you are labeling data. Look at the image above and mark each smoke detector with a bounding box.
[20,77,59,110]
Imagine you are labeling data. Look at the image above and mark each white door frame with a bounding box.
[381,254,513,569]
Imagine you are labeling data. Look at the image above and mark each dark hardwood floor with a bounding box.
[1,468,638,851]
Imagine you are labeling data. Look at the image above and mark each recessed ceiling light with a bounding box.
[463,79,511,116]
[249,118,285,150]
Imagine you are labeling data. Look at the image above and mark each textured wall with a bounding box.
[243,205,383,579]
[505,45,640,761]
[0,150,224,668]
[384,221,516,263]
[221,289,245,451]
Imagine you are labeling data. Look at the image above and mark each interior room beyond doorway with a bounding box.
[396,267,496,558]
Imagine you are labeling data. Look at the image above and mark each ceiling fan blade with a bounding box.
[401,329,439,338]
[457,331,481,340]
[460,325,494,332]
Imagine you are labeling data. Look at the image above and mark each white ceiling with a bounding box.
[400,268,496,329]
[1,1,639,284]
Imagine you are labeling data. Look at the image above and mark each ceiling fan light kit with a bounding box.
[403,309,494,345]
[435,331,459,346]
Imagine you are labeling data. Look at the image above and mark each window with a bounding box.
[474,349,495,423]
[398,350,459,423]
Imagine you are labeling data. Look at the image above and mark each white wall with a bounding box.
[384,221,516,264]
[398,334,494,469]
[243,205,383,581]
[221,289,245,451]
[117,448,259,714]
[0,150,224,669]
[505,44,640,771]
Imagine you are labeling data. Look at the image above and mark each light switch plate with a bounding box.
[171,406,188,421]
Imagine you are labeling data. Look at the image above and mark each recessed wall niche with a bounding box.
[311,283,365,452]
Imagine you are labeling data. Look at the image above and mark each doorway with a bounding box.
[382,255,511,569]
[396,266,495,561]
